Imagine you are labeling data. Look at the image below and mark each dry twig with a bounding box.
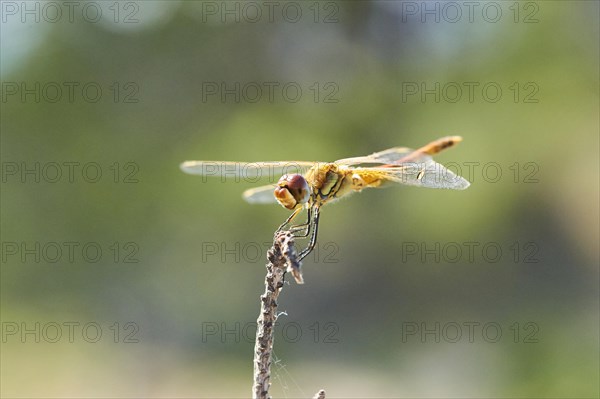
[252,231,323,398]
[252,231,303,399]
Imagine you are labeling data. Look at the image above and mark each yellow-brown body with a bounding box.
[304,163,384,208]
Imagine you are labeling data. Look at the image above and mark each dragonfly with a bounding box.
[181,136,470,261]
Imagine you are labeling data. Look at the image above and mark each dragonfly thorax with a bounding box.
[274,174,310,210]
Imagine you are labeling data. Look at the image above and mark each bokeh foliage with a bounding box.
[1,1,598,397]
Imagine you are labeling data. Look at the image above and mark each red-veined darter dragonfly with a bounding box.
[181,136,470,261]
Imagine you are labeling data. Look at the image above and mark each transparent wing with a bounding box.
[335,147,417,166]
[242,184,278,204]
[335,136,463,166]
[180,161,314,180]
[355,159,470,190]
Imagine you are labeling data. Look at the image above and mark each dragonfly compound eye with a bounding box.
[274,174,310,210]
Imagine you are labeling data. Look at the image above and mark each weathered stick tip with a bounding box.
[312,389,326,399]
[253,230,309,398]
[275,231,304,284]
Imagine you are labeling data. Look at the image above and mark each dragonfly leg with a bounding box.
[298,207,320,261]
[288,207,312,237]
[276,207,303,233]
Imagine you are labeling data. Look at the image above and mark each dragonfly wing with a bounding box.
[242,184,278,204]
[335,147,438,166]
[335,147,415,166]
[361,160,470,190]
[180,161,314,180]
[335,137,463,166]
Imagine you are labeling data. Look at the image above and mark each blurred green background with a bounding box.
[1,1,598,398]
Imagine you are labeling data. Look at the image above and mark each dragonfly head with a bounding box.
[274,174,310,210]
